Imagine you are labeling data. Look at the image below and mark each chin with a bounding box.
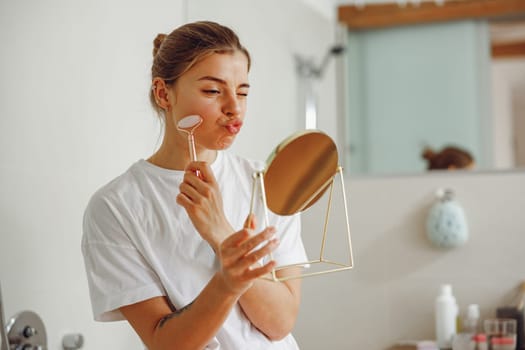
[216,142,233,150]
[216,136,236,149]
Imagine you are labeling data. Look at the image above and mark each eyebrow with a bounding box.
[197,76,250,89]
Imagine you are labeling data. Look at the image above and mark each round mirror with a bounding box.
[263,130,339,215]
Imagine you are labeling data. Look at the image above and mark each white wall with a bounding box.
[295,170,525,349]
[0,0,335,349]
[0,1,185,349]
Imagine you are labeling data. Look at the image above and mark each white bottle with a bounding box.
[435,284,458,349]
[452,304,480,350]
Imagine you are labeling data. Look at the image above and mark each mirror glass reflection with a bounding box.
[263,130,338,215]
[343,18,525,176]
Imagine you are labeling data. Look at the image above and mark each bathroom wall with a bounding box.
[295,170,525,350]
[0,1,185,349]
[0,0,335,349]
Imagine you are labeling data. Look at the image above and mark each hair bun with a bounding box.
[153,33,167,57]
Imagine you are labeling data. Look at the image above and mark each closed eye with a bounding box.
[203,89,220,95]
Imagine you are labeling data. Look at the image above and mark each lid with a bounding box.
[491,337,515,345]
[440,284,452,296]
[472,333,487,342]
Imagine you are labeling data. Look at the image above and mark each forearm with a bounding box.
[151,274,238,350]
[121,228,279,350]
[238,268,302,340]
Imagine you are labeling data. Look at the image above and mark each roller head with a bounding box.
[177,115,203,131]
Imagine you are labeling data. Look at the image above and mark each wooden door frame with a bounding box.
[338,0,525,29]
[338,0,525,58]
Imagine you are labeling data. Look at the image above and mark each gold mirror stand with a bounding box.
[249,166,354,282]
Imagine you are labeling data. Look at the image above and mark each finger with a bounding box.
[221,228,251,249]
[176,192,188,204]
[243,213,256,229]
[223,226,275,253]
[186,161,217,184]
[181,169,205,191]
[180,170,218,206]
[242,260,277,280]
[181,169,216,202]
[222,226,276,263]
[237,238,279,271]
[239,226,275,254]
[178,181,201,202]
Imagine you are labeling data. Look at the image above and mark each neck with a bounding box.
[148,135,217,171]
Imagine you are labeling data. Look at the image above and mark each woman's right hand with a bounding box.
[176,161,233,250]
[217,225,279,295]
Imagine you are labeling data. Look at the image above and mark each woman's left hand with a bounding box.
[176,161,233,250]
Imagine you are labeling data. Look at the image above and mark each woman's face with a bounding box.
[169,51,250,151]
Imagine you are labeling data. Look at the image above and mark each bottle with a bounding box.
[436,284,458,349]
[472,333,488,350]
[496,281,525,350]
[452,304,481,350]
[462,304,480,334]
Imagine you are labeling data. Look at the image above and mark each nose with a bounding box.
[222,92,242,118]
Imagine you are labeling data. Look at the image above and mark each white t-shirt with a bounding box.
[82,151,307,349]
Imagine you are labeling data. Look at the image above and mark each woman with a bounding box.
[82,21,306,349]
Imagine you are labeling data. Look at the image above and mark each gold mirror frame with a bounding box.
[249,130,354,282]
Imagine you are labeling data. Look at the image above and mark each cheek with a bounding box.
[174,90,211,114]
[194,107,220,136]
[198,102,219,117]
[179,94,217,118]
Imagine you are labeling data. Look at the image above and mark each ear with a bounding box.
[151,77,171,111]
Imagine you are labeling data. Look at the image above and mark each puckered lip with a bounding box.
[223,119,243,135]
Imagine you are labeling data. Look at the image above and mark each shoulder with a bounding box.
[83,161,147,240]
[87,161,145,210]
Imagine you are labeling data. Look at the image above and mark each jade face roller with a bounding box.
[176,114,203,164]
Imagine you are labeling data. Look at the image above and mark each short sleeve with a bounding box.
[81,194,164,322]
[271,213,307,267]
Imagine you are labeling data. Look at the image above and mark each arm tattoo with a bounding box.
[158,301,194,329]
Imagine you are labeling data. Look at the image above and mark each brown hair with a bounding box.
[149,21,251,115]
[422,145,474,170]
